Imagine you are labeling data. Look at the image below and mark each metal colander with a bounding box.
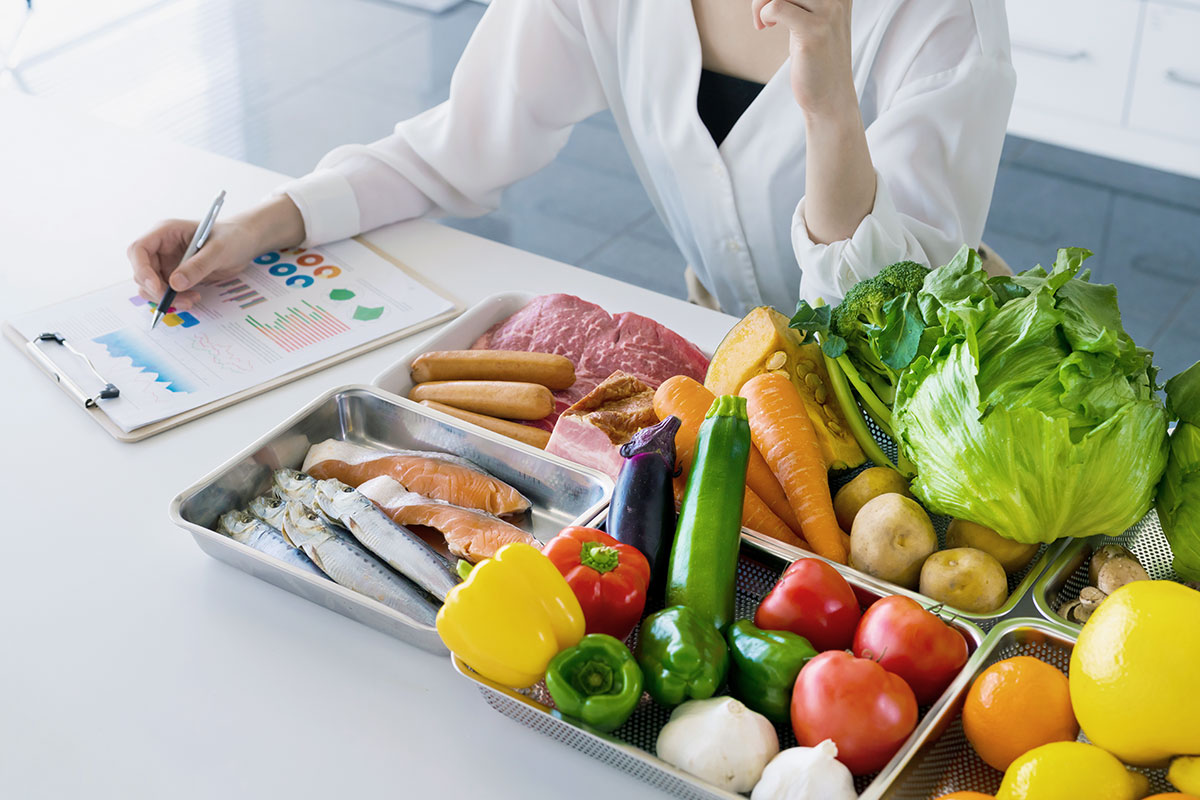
[870,618,1174,799]
[756,411,1059,631]
[454,549,985,800]
[1032,509,1184,625]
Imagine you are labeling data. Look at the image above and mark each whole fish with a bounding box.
[314,478,460,601]
[248,491,287,530]
[273,468,320,507]
[217,509,326,578]
[282,501,439,625]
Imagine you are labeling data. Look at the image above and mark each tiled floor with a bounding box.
[3,0,1197,377]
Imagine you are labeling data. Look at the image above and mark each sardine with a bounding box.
[248,491,287,529]
[217,509,326,578]
[314,478,460,601]
[273,468,320,507]
[281,501,439,624]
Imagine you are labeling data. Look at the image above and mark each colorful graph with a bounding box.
[216,277,267,309]
[189,333,254,373]
[246,301,350,353]
[93,330,197,393]
[128,295,199,328]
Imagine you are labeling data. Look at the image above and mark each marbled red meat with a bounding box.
[471,294,709,429]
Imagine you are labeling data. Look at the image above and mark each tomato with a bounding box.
[754,558,861,651]
[791,650,919,775]
[852,595,969,705]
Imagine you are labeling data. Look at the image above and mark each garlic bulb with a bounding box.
[750,740,857,800]
[655,696,779,792]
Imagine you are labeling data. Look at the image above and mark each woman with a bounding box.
[128,0,1015,315]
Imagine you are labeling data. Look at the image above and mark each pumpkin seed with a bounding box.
[804,372,823,391]
[765,351,788,371]
[814,385,828,405]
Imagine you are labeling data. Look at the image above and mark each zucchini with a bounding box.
[665,395,751,630]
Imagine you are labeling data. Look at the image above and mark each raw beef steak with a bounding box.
[471,294,709,429]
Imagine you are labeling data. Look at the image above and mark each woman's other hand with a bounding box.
[751,0,856,119]
[127,195,305,310]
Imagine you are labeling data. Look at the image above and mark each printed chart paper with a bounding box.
[11,239,454,431]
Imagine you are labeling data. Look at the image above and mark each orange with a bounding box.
[962,656,1079,771]
[934,794,995,799]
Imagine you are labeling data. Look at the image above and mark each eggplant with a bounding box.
[607,415,680,604]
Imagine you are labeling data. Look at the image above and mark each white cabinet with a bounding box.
[1006,0,1200,178]
[1008,0,1140,126]
[1129,2,1200,142]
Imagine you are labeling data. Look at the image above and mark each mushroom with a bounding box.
[1059,586,1107,624]
[1057,599,1084,623]
[1088,545,1145,589]
[1094,556,1149,596]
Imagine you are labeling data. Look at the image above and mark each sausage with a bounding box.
[409,380,554,421]
[410,350,575,390]
[419,401,552,449]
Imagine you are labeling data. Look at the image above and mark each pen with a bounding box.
[151,189,226,329]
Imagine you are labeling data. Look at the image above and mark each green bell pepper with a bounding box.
[726,619,817,723]
[544,634,643,733]
[634,605,728,707]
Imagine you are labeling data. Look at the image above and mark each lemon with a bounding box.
[1170,756,1200,794]
[1069,580,1200,767]
[996,741,1149,800]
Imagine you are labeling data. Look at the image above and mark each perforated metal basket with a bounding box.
[1032,509,1186,626]
[869,617,1175,798]
[748,413,1064,631]
[453,546,985,800]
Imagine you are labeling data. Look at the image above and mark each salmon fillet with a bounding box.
[357,476,537,563]
[302,440,530,517]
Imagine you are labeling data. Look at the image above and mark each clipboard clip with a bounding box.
[26,332,120,408]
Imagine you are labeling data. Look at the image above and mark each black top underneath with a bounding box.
[696,68,767,147]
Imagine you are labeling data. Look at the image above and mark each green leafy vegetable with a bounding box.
[1157,360,1200,581]
[893,246,1168,544]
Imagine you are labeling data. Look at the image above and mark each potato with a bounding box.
[946,518,1040,574]
[849,493,936,589]
[919,548,1008,613]
[834,467,914,532]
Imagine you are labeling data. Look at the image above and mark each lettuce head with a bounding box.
[893,247,1169,544]
[1157,360,1200,580]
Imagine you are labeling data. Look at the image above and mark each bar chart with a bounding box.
[246,302,350,352]
[217,277,267,309]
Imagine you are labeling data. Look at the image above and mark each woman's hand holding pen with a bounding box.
[751,0,876,246]
[128,195,306,310]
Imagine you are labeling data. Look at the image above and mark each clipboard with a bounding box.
[3,238,462,442]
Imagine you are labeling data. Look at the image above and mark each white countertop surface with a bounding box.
[0,92,736,799]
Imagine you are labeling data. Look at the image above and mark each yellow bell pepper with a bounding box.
[436,542,585,688]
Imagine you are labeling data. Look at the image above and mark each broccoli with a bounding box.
[826,261,930,407]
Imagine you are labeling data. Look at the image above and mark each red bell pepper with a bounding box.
[542,527,650,641]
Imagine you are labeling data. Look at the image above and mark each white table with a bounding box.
[0,93,734,799]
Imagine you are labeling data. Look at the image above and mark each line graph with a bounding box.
[189,333,254,373]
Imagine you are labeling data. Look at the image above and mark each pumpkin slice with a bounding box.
[705,306,866,470]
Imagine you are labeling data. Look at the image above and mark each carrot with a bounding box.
[672,475,808,550]
[654,376,804,536]
[740,372,848,564]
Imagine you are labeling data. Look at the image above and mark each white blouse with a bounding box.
[277,0,1016,315]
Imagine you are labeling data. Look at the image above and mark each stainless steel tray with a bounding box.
[869,616,1174,798]
[169,384,613,654]
[1031,508,1184,627]
[453,544,986,800]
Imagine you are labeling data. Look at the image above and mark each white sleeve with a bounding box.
[794,53,1015,305]
[275,0,608,246]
